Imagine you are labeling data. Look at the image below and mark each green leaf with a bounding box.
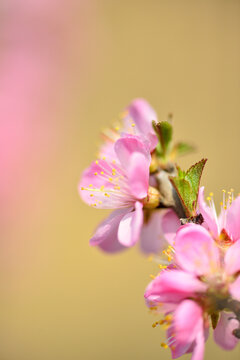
[172,142,195,157]
[152,121,173,156]
[170,159,207,217]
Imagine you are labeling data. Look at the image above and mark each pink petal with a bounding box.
[175,224,220,276]
[128,152,149,199]
[229,275,240,301]
[79,159,126,209]
[89,208,131,253]
[198,187,219,238]
[98,140,116,161]
[144,270,207,303]
[224,239,240,275]
[214,312,239,350]
[226,196,240,242]
[191,328,205,360]
[140,210,167,254]
[174,300,203,345]
[118,201,143,247]
[125,98,158,151]
[167,325,192,359]
[161,209,180,245]
[114,135,150,170]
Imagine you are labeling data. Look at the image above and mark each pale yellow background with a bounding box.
[1,1,240,359]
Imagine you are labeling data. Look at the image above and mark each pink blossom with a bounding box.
[99,98,158,160]
[198,187,240,246]
[145,224,240,359]
[79,134,179,253]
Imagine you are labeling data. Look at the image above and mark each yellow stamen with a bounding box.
[158,264,167,270]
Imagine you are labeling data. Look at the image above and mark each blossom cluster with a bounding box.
[79,99,240,359]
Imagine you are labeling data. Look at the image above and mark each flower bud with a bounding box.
[143,186,160,209]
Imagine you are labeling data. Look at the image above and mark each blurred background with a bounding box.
[1,0,240,359]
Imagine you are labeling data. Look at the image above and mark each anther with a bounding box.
[158,264,167,270]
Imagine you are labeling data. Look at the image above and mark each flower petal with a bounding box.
[226,196,240,242]
[229,275,240,301]
[168,325,192,359]
[214,312,239,350]
[144,270,207,304]
[198,187,219,238]
[175,224,220,276]
[114,135,150,170]
[174,300,204,345]
[224,239,240,275]
[191,327,205,360]
[125,98,158,151]
[161,209,180,245]
[140,210,167,254]
[89,208,131,252]
[128,152,149,199]
[79,159,129,209]
[118,201,143,247]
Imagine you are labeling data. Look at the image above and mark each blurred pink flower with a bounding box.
[145,224,240,359]
[0,1,97,230]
